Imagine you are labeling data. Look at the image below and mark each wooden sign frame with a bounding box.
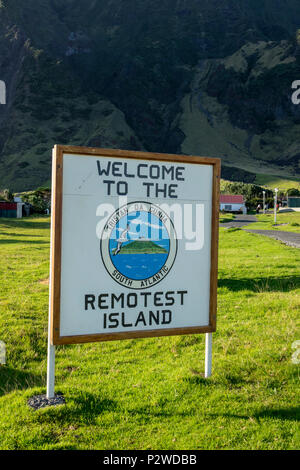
[50,145,220,345]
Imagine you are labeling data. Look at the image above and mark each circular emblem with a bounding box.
[100,201,177,289]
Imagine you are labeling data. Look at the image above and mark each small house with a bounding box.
[0,201,23,218]
[220,195,246,214]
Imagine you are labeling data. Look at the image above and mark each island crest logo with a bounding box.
[100,201,177,289]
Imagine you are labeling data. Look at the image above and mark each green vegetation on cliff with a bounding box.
[113,240,167,254]
[113,240,168,255]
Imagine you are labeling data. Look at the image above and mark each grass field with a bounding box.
[0,217,299,450]
[250,211,300,233]
[255,174,300,191]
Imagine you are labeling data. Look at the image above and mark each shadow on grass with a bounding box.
[219,275,300,292]
[0,239,49,245]
[254,407,300,422]
[0,232,46,238]
[184,374,255,389]
[183,376,214,386]
[0,366,43,397]
[208,407,300,422]
[33,392,117,425]
[71,394,117,417]
[223,219,256,226]
[0,219,50,230]
[219,217,235,224]
[33,392,192,424]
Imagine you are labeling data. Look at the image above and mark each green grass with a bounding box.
[249,211,300,233]
[255,174,300,191]
[0,217,299,450]
[219,212,235,224]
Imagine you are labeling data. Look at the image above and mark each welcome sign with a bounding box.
[50,145,220,345]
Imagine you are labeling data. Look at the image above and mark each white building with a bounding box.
[220,195,246,214]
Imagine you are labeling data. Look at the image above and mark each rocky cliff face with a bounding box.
[0,0,300,190]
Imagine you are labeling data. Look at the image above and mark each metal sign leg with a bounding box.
[46,156,55,400]
[46,342,55,399]
[205,332,212,378]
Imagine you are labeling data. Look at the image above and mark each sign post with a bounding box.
[47,146,220,397]
[47,151,56,399]
[46,343,55,399]
[274,188,278,223]
[205,332,212,378]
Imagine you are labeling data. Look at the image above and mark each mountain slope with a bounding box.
[180,40,300,177]
[0,0,300,190]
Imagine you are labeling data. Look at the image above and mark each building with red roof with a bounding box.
[220,195,246,214]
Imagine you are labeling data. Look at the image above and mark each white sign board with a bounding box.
[50,146,220,344]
